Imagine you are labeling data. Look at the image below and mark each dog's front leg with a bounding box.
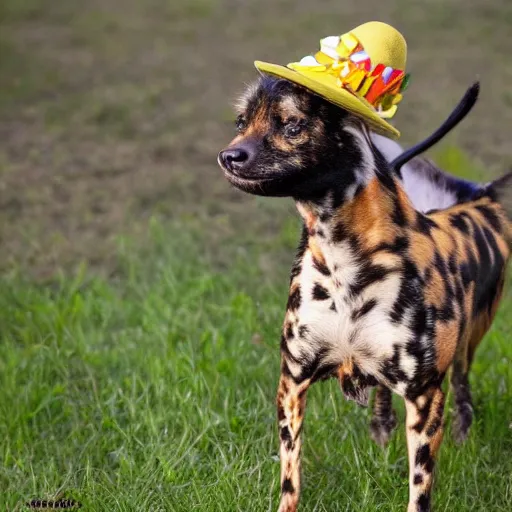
[276,367,311,512]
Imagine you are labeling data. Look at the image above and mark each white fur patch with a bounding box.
[370,133,403,161]
[346,124,375,182]
[370,133,459,213]
[401,164,458,212]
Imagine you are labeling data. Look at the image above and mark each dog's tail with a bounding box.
[390,82,480,173]
[372,82,485,214]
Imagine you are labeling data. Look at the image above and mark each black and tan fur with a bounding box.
[217,76,511,512]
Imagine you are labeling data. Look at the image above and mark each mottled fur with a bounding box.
[218,76,511,512]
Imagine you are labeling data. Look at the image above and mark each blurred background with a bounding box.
[1,1,511,511]
[1,0,512,277]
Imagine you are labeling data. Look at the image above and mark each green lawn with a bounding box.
[1,217,511,512]
[1,1,512,510]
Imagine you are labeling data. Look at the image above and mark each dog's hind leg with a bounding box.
[370,385,398,447]
[450,337,474,444]
[451,288,504,445]
[405,386,446,512]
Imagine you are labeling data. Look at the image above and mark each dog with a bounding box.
[218,75,511,511]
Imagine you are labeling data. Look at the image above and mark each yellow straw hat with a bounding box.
[255,21,409,139]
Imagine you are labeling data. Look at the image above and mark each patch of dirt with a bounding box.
[1,0,511,277]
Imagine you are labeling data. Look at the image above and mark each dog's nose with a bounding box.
[218,148,250,171]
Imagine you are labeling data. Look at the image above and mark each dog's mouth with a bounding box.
[221,167,276,195]
[218,163,289,197]
[217,151,302,197]
[217,155,274,191]
[221,167,271,183]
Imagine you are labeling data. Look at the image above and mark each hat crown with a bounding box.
[351,21,407,71]
[253,20,409,138]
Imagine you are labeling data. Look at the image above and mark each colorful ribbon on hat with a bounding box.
[288,32,410,119]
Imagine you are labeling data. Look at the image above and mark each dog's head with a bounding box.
[218,75,366,198]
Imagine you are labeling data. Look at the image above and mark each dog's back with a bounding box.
[372,133,488,213]
[375,132,512,442]
[426,183,510,348]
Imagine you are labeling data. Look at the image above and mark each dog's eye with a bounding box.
[284,124,302,138]
[235,116,247,133]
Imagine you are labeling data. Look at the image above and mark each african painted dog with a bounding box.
[217,75,512,512]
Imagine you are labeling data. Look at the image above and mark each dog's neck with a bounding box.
[295,124,417,244]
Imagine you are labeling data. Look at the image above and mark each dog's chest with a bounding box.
[285,232,413,382]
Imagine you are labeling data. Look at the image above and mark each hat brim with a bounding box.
[254,60,400,139]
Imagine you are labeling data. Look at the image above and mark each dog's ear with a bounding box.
[235,80,260,115]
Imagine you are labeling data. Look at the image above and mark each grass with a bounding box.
[1,218,511,512]
[1,1,511,510]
